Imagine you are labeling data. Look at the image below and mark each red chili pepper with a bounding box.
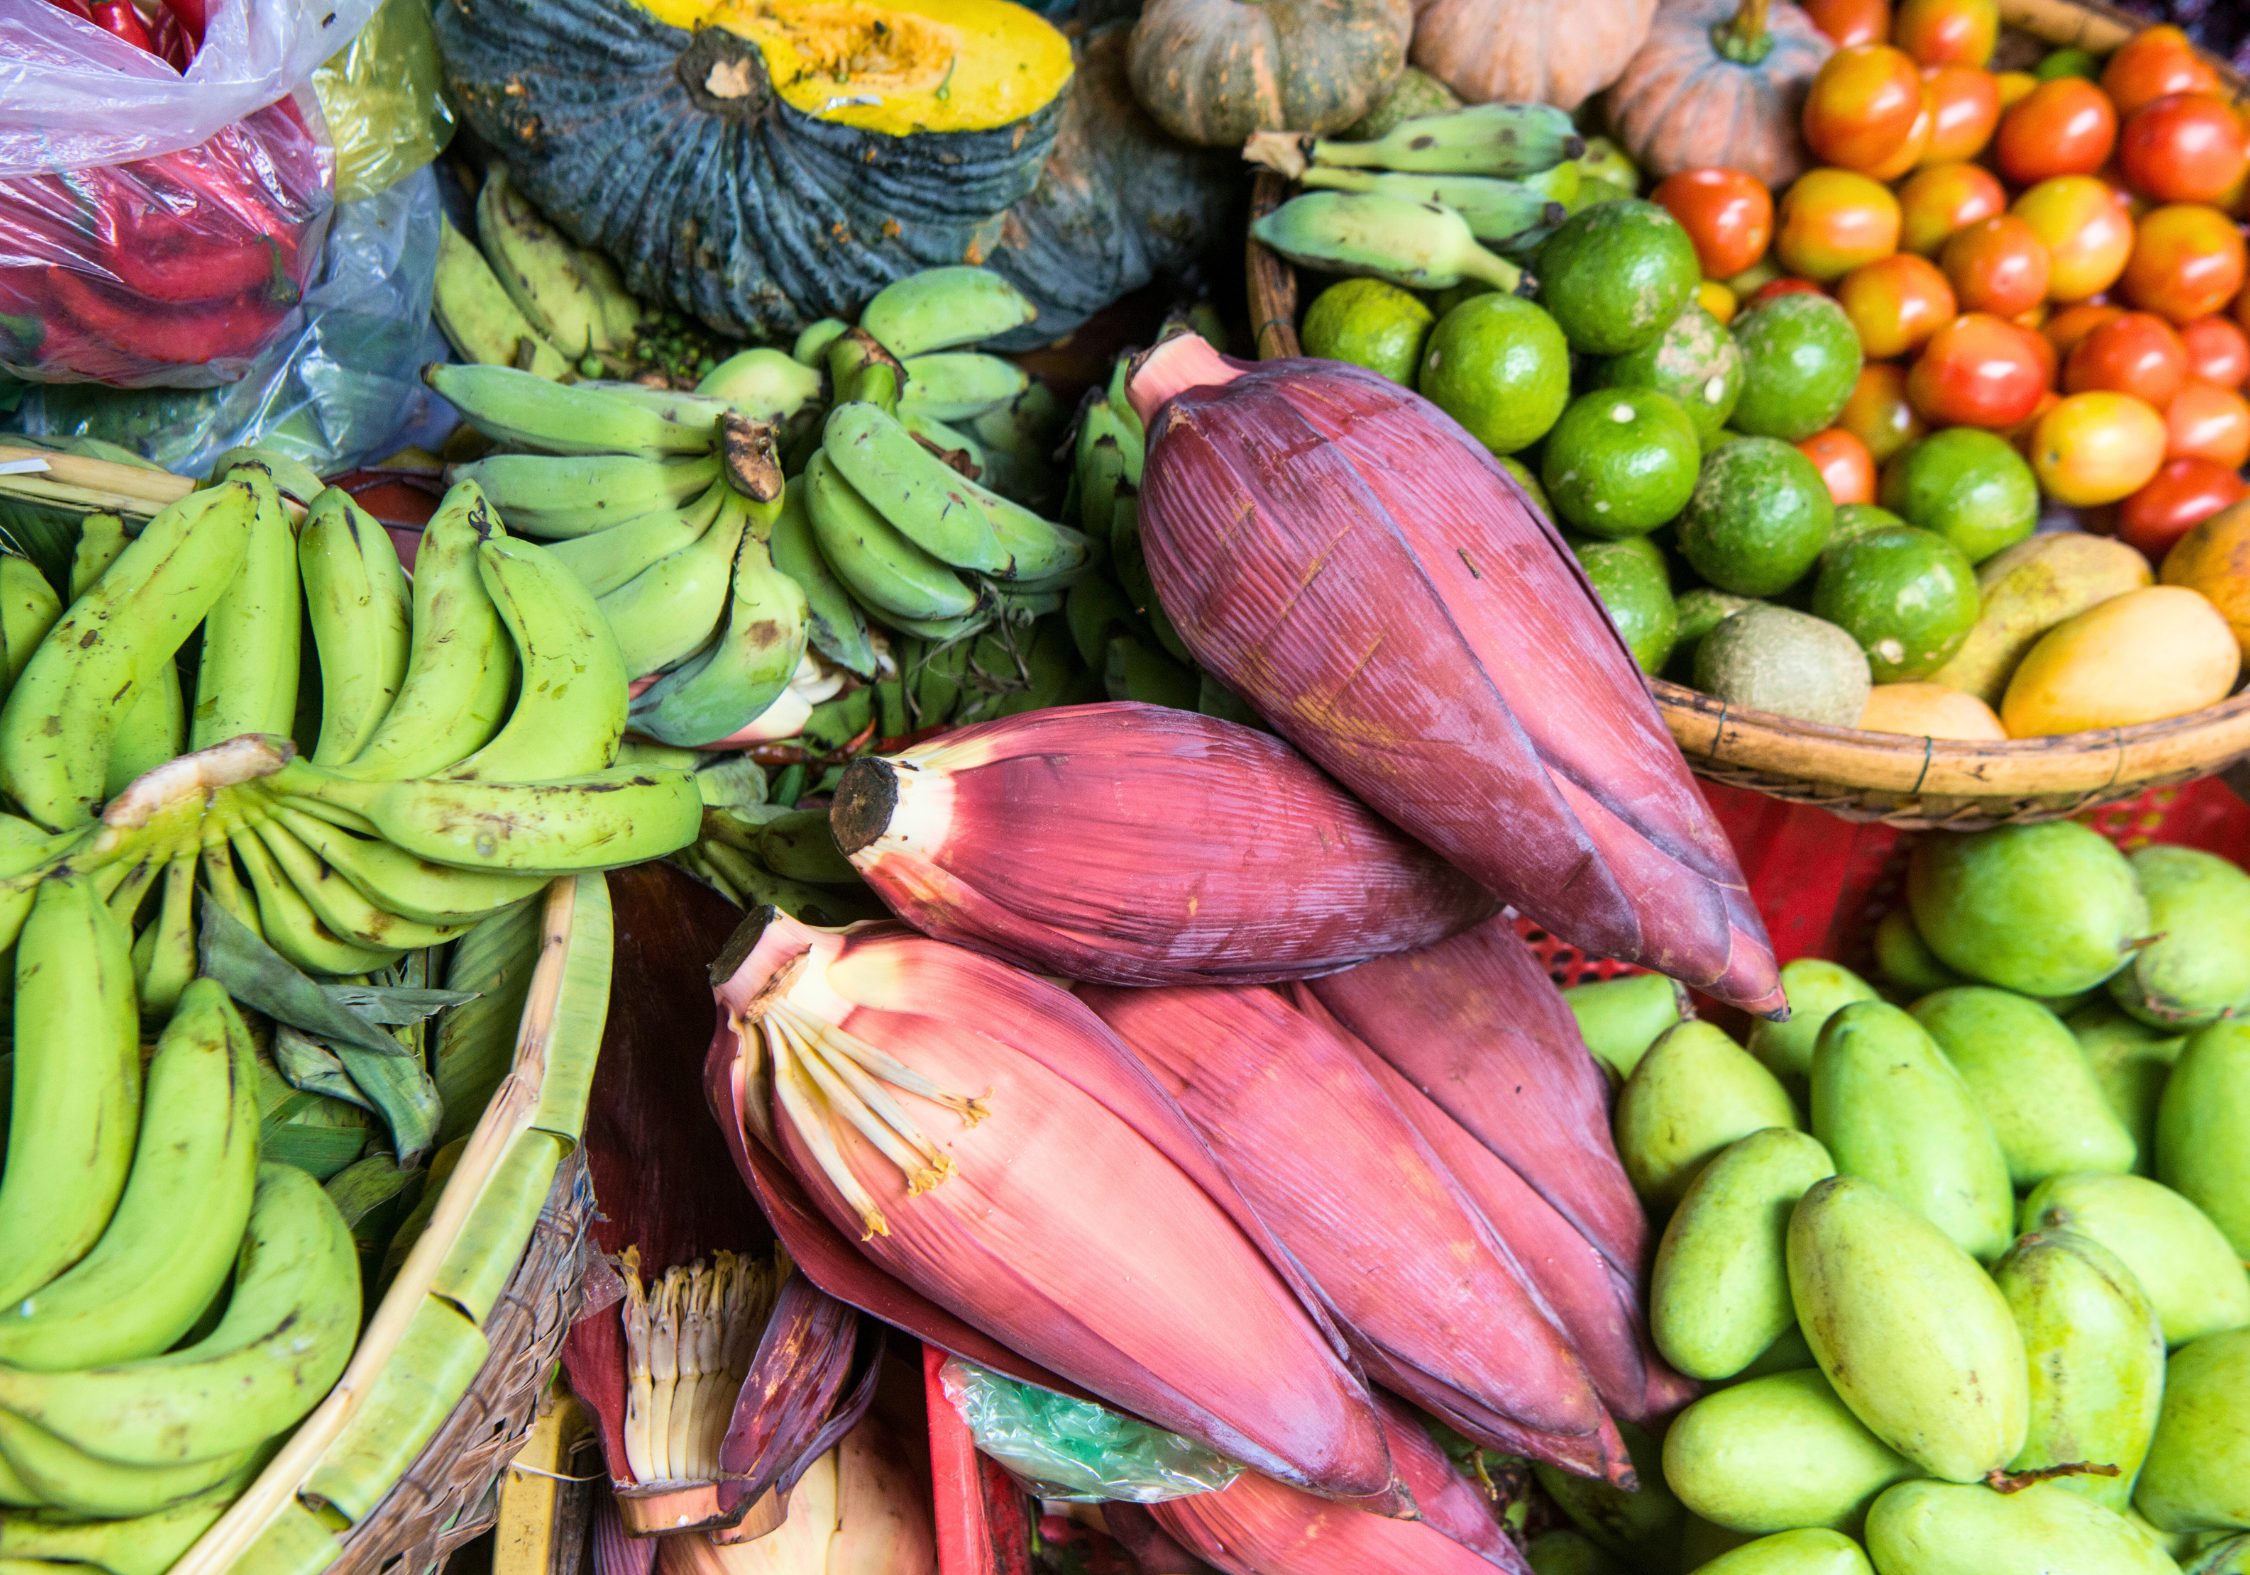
[146,5,191,67]
[38,0,97,22]
[46,267,287,370]
[90,0,157,53]
[158,0,203,45]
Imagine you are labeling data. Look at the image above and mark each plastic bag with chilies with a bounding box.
[938,1357,1243,1504]
[310,0,454,204]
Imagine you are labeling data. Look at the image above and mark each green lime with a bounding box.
[2035,46,2101,80]
[1597,304,1744,448]
[1418,293,1571,456]
[1730,294,1863,442]
[1534,200,1700,356]
[1542,388,1702,538]
[1667,587,1757,681]
[1302,278,1435,386]
[1499,455,1554,520]
[1575,539,1678,674]
[1678,436,1836,596]
[1827,502,1909,560]
[1811,526,1981,683]
[1878,428,2039,564]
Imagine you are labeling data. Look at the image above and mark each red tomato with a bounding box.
[2119,94,2250,206]
[2063,311,2191,407]
[1805,45,1932,174]
[1797,428,1880,504]
[1891,0,1996,66]
[2045,301,2126,360]
[1800,0,1890,47]
[1897,161,2010,255]
[1940,214,2053,316]
[1838,361,1929,461]
[2122,203,2249,324]
[2101,24,2222,119]
[2031,390,2172,504]
[2013,176,2138,301]
[1777,168,1905,281]
[1996,77,2119,185]
[1909,312,2052,427]
[1838,252,1959,357]
[2166,378,2250,466]
[1919,65,2002,164]
[1652,169,1776,280]
[2117,456,2248,558]
[2181,315,2250,386]
[1754,277,1830,304]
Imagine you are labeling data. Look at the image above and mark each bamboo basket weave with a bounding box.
[1244,0,2250,830]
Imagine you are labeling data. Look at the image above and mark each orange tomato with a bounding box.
[2181,315,2250,386]
[1805,45,1932,173]
[1838,361,1929,461]
[1800,0,1890,47]
[1909,312,2053,427]
[1651,168,1776,280]
[2166,378,2250,466]
[1777,168,1904,281]
[2101,24,2222,119]
[2044,301,2126,360]
[2031,390,2171,504]
[1838,252,1958,356]
[2013,175,2138,301]
[2063,310,2191,407]
[1798,428,1880,504]
[2015,301,2052,331]
[2117,456,2248,559]
[1891,0,1996,66]
[1995,77,2119,185]
[1939,214,2053,316]
[2119,94,2250,205]
[1995,70,2037,110]
[1754,277,1830,305]
[1897,161,2009,255]
[1918,65,2001,164]
[2122,203,2250,324]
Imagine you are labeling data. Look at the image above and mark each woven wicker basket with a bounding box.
[1243,0,2250,830]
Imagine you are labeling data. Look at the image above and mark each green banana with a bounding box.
[247,818,475,951]
[628,531,810,747]
[0,816,79,957]
[899,408,992,478]
[66,512,125,598]
[0,873,141,1307]
[205,447,323,508]
[199,844,260,942]
[884,596,999,643]
[421,364,718,457]
[595,485,757,679]
[447,535,630,779]
[71,512,192,798]
[0,1451,268,1575]
[1065,574,1147,668]
[267,758,703,875]
[1106,632,1199,708]
[899,352,1029,422]
[0,1162,358,1468]
[262,804,547,927]
[335,482,518,780]
[131,852,197,1019]
[0,978,256,1372]
[190,468,300,750]
[232,828,407,977]
[1111,494,1193,663]
[1251,191,1526,293]
[997,587,1063,622]
[792,318,850,366]
[1307,101,1585,177]
[768,485,877,678]
[858,266,1037,356]
[544,481,723,599]
[442,452,721,540]
[0,482,253,828]
[801,448,979,622]
[826,328,905,411]
[697,347,826,422]
[431,220,572,378]
[0,1410,255,1518]
[301,488,413,767]
[0,555,60,696]
[575,379,738,429]
[1296,166,1564,245]
[476,164,616,360]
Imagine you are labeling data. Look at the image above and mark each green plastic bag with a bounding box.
[939,1358,1242,1503]
[312,0,455,203]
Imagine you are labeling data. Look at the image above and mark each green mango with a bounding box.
[1696,1529,1876,1575]
[2109,846,2250,1029]
[1662,1369,1917,1534]
[1526,1528,1629,1575]
[1874,906,1968,997]
[1682,1516,1762,1571]
[1809,1001,2013,1262]
[1564,972,1687,1083]
[1534,1419,1682,1559]
[1994,1230,2168,1513]
[1750,960,1878,1097]
[2187,1533,2250,1574]
[2021,1173,2250,1347]
[1867,1480,2187,1575]
[1788,1176,2028,1482]
[1617,1021,1801,1212]
[1727,1323,1819,1385]
[2070,1001,2188,1178]
[1909,987,2137,1185]
[2136,1328,2250,1533]
[1906,822,2149,997]
[2157,1021,2250,1258]
[2127,1507,2208,1564]
[1653,1128,1836,1380]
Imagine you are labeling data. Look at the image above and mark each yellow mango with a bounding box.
[2001,586,2239,738]
[1856,683,2006,741]
[2162,497,2250,659]
[1930,533,2152,706]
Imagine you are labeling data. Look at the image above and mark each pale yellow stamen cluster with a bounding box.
[617,1245,792,1484]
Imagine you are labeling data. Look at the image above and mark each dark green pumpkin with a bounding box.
[1127,0,1413,149]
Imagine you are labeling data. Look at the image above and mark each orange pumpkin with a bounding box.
[1409,0,1657,109]
[1605,0,1836,190]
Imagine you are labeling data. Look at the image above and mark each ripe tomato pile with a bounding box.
[1653,8,2250,564]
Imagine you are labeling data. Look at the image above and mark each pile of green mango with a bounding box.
[1539,819,2250,1575]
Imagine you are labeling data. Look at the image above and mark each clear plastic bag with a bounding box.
[939,1358,1243,1504]
[310,0,454,204]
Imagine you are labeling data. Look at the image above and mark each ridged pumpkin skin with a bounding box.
[433,0,1068,341]
[1606,0,1832,190]
[1128,0,1413,148]
[1410,0,1655,109]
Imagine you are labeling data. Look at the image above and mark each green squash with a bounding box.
[1127,0,1413,148]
